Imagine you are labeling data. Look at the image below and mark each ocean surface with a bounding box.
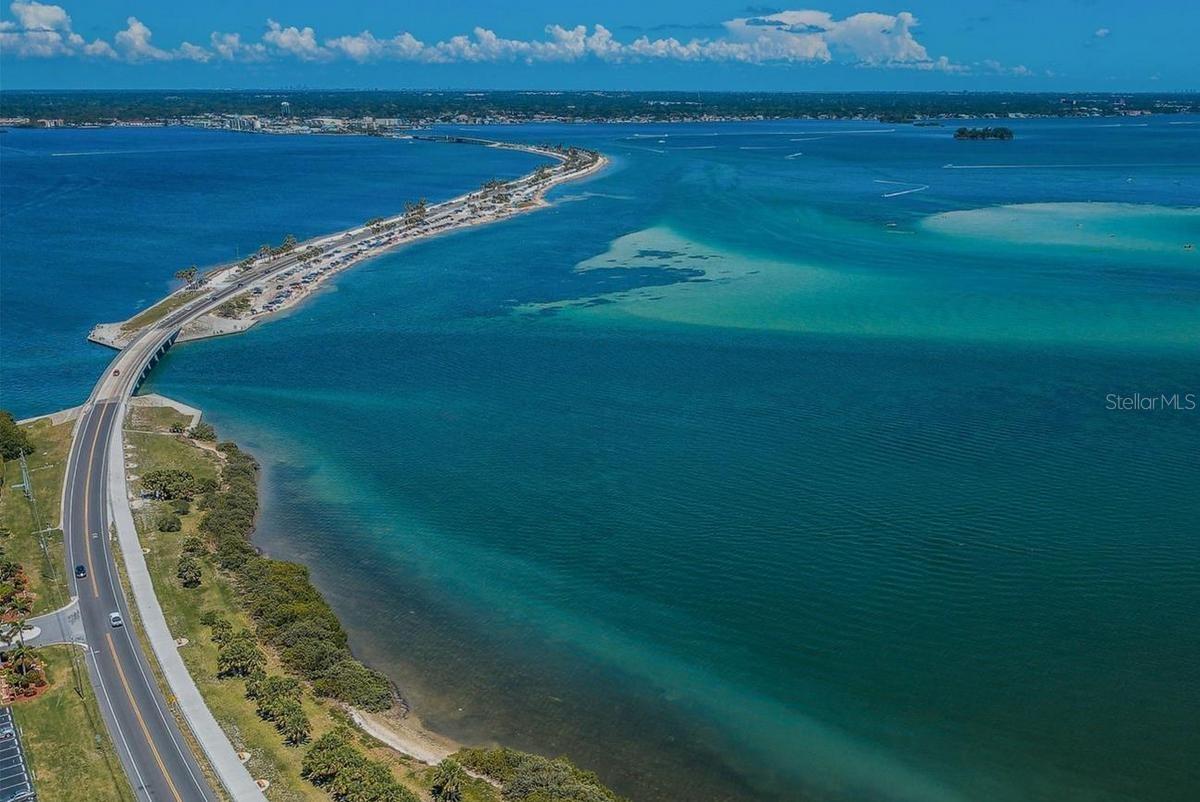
[3,120,1199,802]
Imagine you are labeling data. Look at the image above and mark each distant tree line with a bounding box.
[3,90,1195,124]
[954,126,1015,140]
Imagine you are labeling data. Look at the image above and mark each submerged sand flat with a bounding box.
[921,202,1200,254]
[524,210,1199,348]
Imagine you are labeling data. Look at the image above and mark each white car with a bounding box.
[110,612,124,628]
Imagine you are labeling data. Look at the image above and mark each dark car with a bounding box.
[75,564,87,578]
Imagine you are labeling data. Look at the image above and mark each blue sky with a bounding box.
[1,1,1195,91]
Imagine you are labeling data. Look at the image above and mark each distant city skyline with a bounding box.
[1,1,1197,91]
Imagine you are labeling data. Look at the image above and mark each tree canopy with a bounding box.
[0,411,33,461]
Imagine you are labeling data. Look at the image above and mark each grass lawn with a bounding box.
[12,646,134,802]
[126,429,220,491]
[124,408,500,802]
[0,417,74,614]
[5,418,132,802]
[128,404,193,433]
[119,290,199,335]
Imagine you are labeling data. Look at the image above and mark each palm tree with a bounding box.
[431,759,465,802]
[174,266,199,288]
[277,707,311,745]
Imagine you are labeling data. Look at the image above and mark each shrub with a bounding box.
[188,422,216,441]
[431,759,466,802]
[312,659,393,712]
[141,468,197,500]
[276,703,311,746]
[181,536,205,557]
[302,731,417,801]
[454,748,625,802]
[216,631,264,677]
[176,554,202,587]
[206,616,233,645]
[171,499,191,515]
[157,513,182,532]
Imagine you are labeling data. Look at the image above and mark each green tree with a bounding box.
[301,731,358,785]
[141,468,197,500]
[431,759,465,802]
[0,411,33,461]
[216,632,264,677]
[157,512,182,532]
[277,704,311,746]
[174,266,199,288]
[188,422,216,441]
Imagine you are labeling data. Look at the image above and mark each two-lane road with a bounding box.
[63,400,217,802]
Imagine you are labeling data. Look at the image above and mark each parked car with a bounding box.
[110,612,124,628]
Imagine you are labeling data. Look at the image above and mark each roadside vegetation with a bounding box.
[0,409,132,802]
[12,646,132,802]
[119,290,200,335]
[0,414,72,613]
[215,293,252,319]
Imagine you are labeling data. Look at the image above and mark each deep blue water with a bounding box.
[0,127,545,414]
[3,120,1199,802]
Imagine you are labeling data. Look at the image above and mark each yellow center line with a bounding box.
[81,403,111,598]
[106,632,185,802]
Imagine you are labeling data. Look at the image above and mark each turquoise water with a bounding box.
[5,120,1200,801]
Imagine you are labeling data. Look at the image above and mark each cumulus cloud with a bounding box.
[3,6,971,72]
[0,1,85,57]
[262,19,328,60]
[980,58,1033,77]
[209,30,267,62]
[0,4,209,61]
[249,10,955,69]
[113,15,208,62]
[1094,27,1110,38]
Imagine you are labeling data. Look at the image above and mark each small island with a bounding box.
[954,126,1015,140]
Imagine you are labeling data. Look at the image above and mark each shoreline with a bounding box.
[48,134,611,783]
[105,395,605,798]
[88,136,608,350]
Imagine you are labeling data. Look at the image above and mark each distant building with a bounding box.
[281,101,292,117]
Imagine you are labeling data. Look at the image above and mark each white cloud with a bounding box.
[10,0,67,30]
[112,15,209,62]
[175,40,210,62]
[0,1,82,56]
[1094,27,1110,38]
[262,19,328,60]
[0,5,213,61]
[114,16,168,60]
[210,30,267,62]
[4,6,977,73]
[82,37,114,58]
[980,59,1034,77]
